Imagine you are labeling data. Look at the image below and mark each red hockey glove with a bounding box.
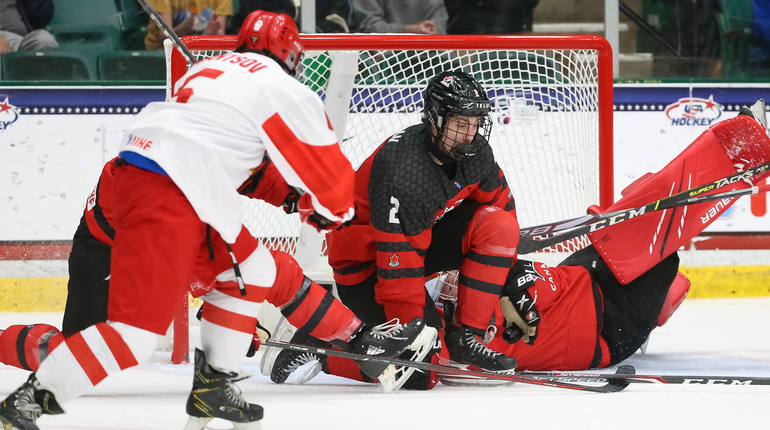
[297,193,355,232]
[247,322,271,358]
[500,260,540,345]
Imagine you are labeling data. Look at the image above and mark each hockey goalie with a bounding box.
[481,100,770,373]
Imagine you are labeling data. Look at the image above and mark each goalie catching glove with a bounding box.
[500,259,541,345]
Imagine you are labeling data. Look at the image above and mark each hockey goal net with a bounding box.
[164,34,614,362]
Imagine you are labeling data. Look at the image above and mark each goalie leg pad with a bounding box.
[589,114,770,283]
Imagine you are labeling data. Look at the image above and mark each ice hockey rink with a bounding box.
[2,295,770,430]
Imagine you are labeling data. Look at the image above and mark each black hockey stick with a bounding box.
[263,339,631,393]
[520,371,770,386]
[136,0,197,65]
[518,161,770,254]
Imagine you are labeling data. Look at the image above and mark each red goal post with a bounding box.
[165,33,614,363]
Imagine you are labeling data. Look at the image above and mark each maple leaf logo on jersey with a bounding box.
[388,253,401,268]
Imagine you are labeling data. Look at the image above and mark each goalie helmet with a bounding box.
[423,71,492,161]
[236,10,303,75]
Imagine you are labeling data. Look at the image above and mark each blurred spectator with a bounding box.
[693,0,722,77]
[636,0,722,78]
[445,0,539,34]
[230,0,352,34]
[0,0,58,53]
[352,0,448,34]
[145,0,233,51]
[751,0,770,69]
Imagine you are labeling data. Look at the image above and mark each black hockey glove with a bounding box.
[281,188,301,214]
[500,259,541,345]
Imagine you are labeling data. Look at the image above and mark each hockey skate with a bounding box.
[740,99,768,130]
[0,374,64,430]
[351,317,438,393]
[267,317,437,392]
[185,349,263,430]
[269,329,328,385]
[439,323,517,386]
[259,315,296,378]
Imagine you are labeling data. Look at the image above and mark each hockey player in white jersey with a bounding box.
[0,10,436,430]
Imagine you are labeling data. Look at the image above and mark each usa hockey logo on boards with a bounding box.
[665,95,722,126]
[0,97,20,131]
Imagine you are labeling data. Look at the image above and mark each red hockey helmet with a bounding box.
[236,10,303,75]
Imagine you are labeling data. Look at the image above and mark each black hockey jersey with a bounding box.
[328,124,516,321]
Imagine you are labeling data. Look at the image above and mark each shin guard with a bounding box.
[588,115,770,283]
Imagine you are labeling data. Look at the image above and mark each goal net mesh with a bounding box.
[166,35,613,266]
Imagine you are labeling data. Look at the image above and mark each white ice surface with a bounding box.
[2,297,770,430]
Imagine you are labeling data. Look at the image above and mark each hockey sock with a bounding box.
[268,250,363,343]
[325,356,373,383]
[455,206,517,331]
[35,322,155,403]
[0,324,63,371]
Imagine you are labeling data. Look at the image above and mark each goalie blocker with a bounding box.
[587,110,770,284]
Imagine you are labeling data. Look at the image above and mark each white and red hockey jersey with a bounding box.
[119,51,355,242]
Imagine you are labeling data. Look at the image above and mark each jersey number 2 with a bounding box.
[389,196,400,224]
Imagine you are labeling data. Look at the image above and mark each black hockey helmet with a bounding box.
[423,71,492,160]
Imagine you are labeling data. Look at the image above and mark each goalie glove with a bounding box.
[500,259,541,345]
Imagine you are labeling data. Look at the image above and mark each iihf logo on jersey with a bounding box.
[665,95,722,127]
[0,97,20,131]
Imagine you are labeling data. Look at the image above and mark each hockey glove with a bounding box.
[281,188,301,214]
[297,193,342,232]
[500,260,541,345]
[297,193,356,232]
[247,322,272,358]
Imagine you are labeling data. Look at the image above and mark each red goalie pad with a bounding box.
[588,114,770,284]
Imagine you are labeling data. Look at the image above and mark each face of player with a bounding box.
[438,114,480,158]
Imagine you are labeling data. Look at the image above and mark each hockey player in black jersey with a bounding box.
[269,71,522,390]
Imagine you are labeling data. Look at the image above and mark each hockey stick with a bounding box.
[263,339,631,393]
[518,161,770,254]
[520,371,770,386]
[136,0,197,65]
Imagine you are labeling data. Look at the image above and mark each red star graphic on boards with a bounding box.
[0,97,13,114]
[704,95,717,110]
